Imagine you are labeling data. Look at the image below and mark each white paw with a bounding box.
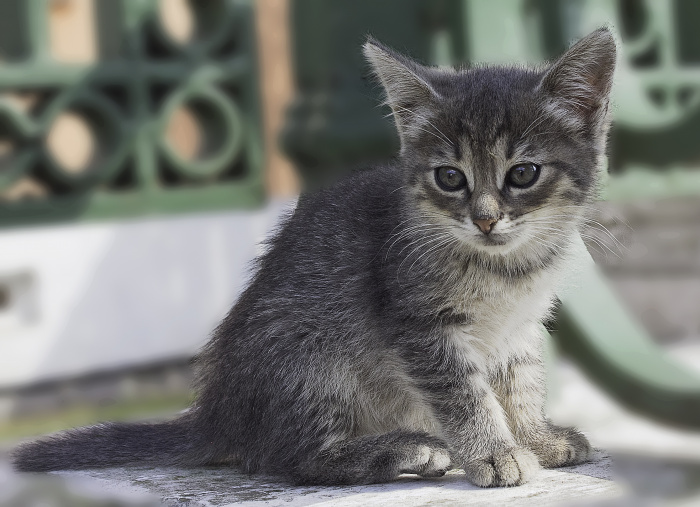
[464,446,540,487]
[400,444,452,477]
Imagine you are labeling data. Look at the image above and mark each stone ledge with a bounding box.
[1,453,621,507]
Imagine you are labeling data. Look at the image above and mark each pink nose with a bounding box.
[473,218,498,234]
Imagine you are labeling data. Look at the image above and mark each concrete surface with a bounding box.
[1,455,619,507]
[4,343,700,506]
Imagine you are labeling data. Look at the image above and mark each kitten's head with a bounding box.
[364,29,616,258]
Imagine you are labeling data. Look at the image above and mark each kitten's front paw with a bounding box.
[529,426,592,468]
[399,442,452,478]
[463,446,539,487]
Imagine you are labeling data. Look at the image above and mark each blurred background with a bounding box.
[0,0,699,503]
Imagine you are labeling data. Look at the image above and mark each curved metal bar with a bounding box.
[38,89,132,191]
[157,85,245,180]
[146,0,237,59]
[554,235,700,429]
[0,98,41,191]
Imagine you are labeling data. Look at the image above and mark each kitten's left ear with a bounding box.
[363,38,439,139]
[541,27,617,127]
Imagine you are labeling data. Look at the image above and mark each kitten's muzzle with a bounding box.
[471,193,502,235]
[472,217,499,235]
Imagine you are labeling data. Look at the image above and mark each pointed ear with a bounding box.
[363,38,439,134]
[541,28,617,126]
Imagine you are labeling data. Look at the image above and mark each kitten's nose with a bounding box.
[473,218,498,235]
[471,193,501,235]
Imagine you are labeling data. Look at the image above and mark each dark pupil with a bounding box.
[444,170,459,184]
[511,164,536,186]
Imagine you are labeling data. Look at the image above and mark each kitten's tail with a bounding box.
[11,413,212,472]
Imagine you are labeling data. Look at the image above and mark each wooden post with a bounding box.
[255,0,300,198]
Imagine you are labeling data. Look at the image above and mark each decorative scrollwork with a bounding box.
[553,0,700,129]
[39,90,130,191]
[0,0,262,226]
[158,85,245,180]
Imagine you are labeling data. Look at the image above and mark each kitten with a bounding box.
[12,28,616,487]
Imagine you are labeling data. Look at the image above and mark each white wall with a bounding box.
[0,204,290,389]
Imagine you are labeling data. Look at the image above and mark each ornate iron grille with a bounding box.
[0,0,264,228]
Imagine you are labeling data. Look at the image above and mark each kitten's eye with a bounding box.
[435,167,467,191]
[507,163,540,188]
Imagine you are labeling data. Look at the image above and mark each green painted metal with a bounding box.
[283,0,700,186]
[554,236,700,428]
[525,0,700,170]
[601,166,700,201]
[0,0,264,228]
[157,85,246,180]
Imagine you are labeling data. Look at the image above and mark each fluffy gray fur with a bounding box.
[12,28,616,487]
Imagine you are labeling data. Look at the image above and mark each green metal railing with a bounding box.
[0,0,264,228]
[555,237,700,428]
[283,0,700,182]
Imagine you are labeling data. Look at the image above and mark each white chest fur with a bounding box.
[448,253,569,373]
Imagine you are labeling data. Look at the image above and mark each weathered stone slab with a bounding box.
[1,453,621,507]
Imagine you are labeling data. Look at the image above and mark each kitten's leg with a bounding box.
[407,335,540,487]
[430,371,540,487]
[494,347,592,468]
[294,430,452,485]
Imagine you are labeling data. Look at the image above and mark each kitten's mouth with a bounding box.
[479,233,509,246]
[469,230,530,255]
[452,225,519,253]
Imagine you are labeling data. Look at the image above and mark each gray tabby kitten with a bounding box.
[13,28,616,487]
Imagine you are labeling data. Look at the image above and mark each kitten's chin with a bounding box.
[461,233,523,256]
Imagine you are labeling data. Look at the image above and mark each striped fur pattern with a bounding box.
[12,29,616,487]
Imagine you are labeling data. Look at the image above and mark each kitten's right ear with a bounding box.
[363,38,439,134]
[540,28,617,129]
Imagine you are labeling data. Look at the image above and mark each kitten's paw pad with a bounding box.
[400,444,452,478]
[464,447,539,487]
[534,427,592,468]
